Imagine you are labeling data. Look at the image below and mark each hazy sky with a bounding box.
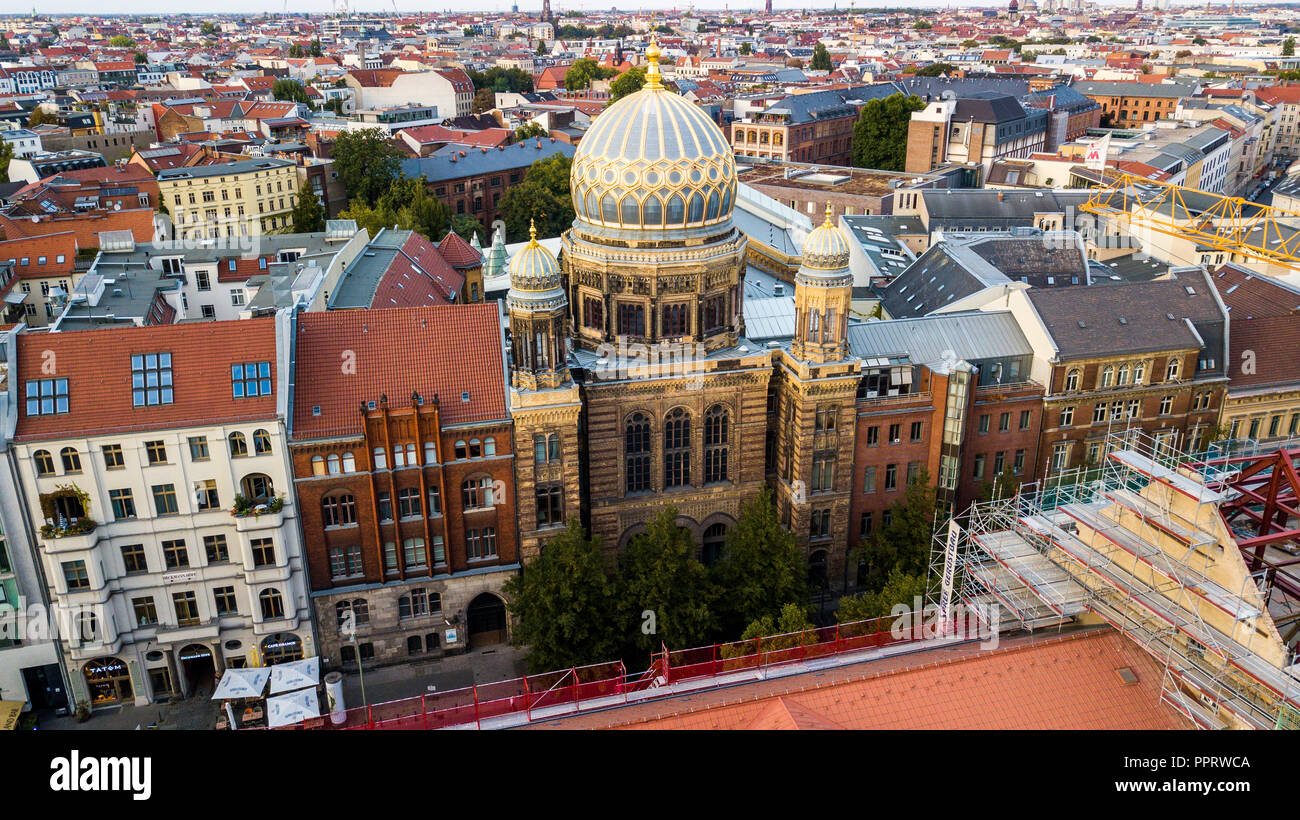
[28,1,1165,18]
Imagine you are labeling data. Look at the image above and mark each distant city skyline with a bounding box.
[5,0,1249,17]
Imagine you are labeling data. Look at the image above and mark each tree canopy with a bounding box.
[468,66,533,94]
[271,78,310,106]
[835,568,928,623]
[853,470,937,593]
[514,120,547,141]
[618,507,716,664]
[288,184,325,234]
[330,128,403,207]
[503,520,624,672]
[811,42,832,71]
[608,66,646,102]
[851,92,925,172]
[710,487,808,638]
[496,153,574,241]
[339,175,451,241]
[564,57,618,91]
[0,140,13,185]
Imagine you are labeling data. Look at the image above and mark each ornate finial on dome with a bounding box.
[823,202,834,228]
[645,32,664,91]
[528,218,538,243]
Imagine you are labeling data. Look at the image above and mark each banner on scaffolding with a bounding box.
[939,519,962,617]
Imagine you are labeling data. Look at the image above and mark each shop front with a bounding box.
[260,633,303,665]
[82,657,133,707]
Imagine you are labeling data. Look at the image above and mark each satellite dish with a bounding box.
[31,216,39,223]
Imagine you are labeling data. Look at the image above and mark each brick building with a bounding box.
[289,304,518,671]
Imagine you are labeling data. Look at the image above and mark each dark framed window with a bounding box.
[618,302,645,337]
[162,539,188,569]
[25,378,69,415]
[584,296,604,331]
[625,412,652,492]
[664,408,691,488]
[536,484,563,526]
[704,404,729,483]
[131,352,174,407]
[251,538,275,567]
[62,560,89,589]
[109,488,136,520]
[121,543,147,574]
[661,303,688,336]
[462,476,492,509]
[259,588,284,619]
[152,484,179,516]
[204,534,229,563]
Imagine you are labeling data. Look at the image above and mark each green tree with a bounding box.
[109,35,137,48]
[536,39,547,56]
[514,120,547,141]
[564,57,616,90]
[914,62,956,77]
[914,20,932,30]
[811,42,832,71]
[28,107,57,127]
[980,466,1021,502]
[468,66,534,93]
[133,52,147,64]
[1286,38,1296,57]
[331,128,403,206]
[199,21,216,36]
[496,153,574,240]
[851,92,925,172]
[0,140,12,184]
[739,42,752,56]
[835,569,927,623]
[1192,36,1208,46]
[310,38,322,57]
[617,507,715,662]
[472,87,496,114]
[355,175,451,240]
[288,43,305,58]
[726,603,817,657]
[855,470,937,593]
[710,487,808,638]
[608,66,646,102]
[272,78,310,105]
[289,184,326,233]
[502,520,624,672]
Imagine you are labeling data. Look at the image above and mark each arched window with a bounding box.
[342,452,356,473]
[702,522,727,567]
[1101,366,1114,389]
[664,408,691,488]
[253,429,272,454]
[454,440,467,459]
[1166,358,1180,381]
[808,309,820,341]
[240,473,273,502]
[547,433,560,461]
[1065,369,1080,391]
[662,303,688,336]
[468,438,482,458]
[326,454,340,474]
[625,413,652,493]
[321,493,356,526]
[60,447,81,473]
[229,432,248,457]
[33,450,54,477]
[423,442,437,465]
[311,455,325,476]
[704,405,729,484]
[484,437,496,457]
[1133,362,1146,385]
[372,447,387,469]
[1117,364,1130,386]
[259,588,284,619]
[351,598,369,625]
[407,635,424,656]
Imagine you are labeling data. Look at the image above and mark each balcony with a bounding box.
[231,496,286,531]
[39,519,100,553]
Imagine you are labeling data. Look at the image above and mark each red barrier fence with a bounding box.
[286,612,934,730]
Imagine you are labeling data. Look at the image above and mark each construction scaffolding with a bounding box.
[935,428,1300,729]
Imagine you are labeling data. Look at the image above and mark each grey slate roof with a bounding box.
[846,310,1033,372]
[399,139,575,183]
[1025,271,1226,364]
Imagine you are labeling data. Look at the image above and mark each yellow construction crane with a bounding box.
[1079,172,1300,273]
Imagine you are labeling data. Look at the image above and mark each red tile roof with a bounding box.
[437,231,482,268]
[526,629,1191,730]
[14,319,279,441]
[291,304,506,439]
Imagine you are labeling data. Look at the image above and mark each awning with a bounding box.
[3,291,28,305]
[0,701,24,730]
[266,689,320,728]
[268,656,320,694]
[212,667,271,700]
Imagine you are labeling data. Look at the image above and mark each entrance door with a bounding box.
[466,594,507,648]
[179,644,215,697]
[22,664,68,712]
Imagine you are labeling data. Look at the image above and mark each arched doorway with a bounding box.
[83,657,132,706]
[179,644,215,696]
[466,594,507,648]
[809,550,829,590]
[260,633,303,665]
[701,522,728,567]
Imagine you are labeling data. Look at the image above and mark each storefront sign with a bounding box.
[444,628,458,644]
[162,570,199,585]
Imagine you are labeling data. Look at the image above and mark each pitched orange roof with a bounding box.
[291,304,506,439]
[528,629,1190,730]
[14,319,279,441]
[437,231,482,268]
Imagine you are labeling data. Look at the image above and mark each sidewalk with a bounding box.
[339,645,528,710]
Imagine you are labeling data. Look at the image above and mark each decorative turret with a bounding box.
[791,204,853,364]
[506,220,569,390]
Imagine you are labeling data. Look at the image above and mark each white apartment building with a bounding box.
[4,314,312,709]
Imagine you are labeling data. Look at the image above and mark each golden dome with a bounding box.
[507,220,564,308]
[570,36,737,232]
[801,204,852,271]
